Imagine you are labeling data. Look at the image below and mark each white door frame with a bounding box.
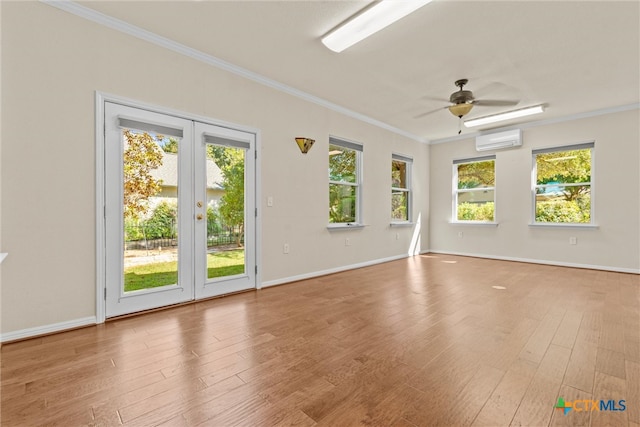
[95,92,262,323]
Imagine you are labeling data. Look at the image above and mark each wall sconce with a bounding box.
[295,137,315,154]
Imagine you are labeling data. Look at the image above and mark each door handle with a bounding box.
[196,214,203,220]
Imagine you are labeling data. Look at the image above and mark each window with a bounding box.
[329,137,362,224]
[392,154,412,222]
[453,156,496,222]
[533,142,593,224]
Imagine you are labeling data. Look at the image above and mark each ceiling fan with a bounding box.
[416,79,520,130]
[446,78,519,118]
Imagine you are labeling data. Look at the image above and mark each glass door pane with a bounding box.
[205,144,246,280]
[123,130,179,292]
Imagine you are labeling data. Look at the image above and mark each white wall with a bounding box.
[429,109,640,272]
[0,2,427,335]
[3,2,636,339]
[0,1,3,338]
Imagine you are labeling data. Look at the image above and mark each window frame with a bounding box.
[531,142,595,226]
[452,155,497,224]
[391,153,413,224]
[328,136,363,227]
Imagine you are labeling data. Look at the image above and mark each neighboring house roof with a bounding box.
[151,153,224,190]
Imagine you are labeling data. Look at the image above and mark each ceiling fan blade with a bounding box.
[413,106,447,119]
[474,99,520,107]
[473,82,509,98]
[421,96,450,103]
[474,81,523,98]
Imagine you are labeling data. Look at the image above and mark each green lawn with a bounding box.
[124,249,245,292]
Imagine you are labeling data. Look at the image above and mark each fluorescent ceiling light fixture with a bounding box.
[464,105,545,128]
[322,0,433,53]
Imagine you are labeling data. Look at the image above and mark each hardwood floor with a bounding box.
[1,254,639,426]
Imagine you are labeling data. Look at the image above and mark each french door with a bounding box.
[193,122,255,299]
[104,102,256,318]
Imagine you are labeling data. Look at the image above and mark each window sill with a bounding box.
[449,221,499,227]
[390,222,414,227]
[327,223,366,230]
[528,223,599,229]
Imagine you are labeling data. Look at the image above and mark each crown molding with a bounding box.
[41,0,427,143]
[37,2,640,145]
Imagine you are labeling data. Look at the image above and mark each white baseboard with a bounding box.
[2,254,407,342]
[5,250,633,343]
[261,253,410,288]
[428,250,640,274]
[1,316,97,343]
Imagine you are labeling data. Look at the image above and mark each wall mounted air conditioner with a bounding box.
[475,129,522,152]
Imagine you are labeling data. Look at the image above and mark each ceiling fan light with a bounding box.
[448,103,474,118]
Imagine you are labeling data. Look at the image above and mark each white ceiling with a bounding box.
[77,0,639,142]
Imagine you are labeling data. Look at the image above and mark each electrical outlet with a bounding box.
[345,238,351,246]
[267,196,273,207]
[458,231,464,238]
[569,237,577,245]
[283,243,289,254]
[395,233,399,240]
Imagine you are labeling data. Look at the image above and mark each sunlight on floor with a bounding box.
[408,212,421,255]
